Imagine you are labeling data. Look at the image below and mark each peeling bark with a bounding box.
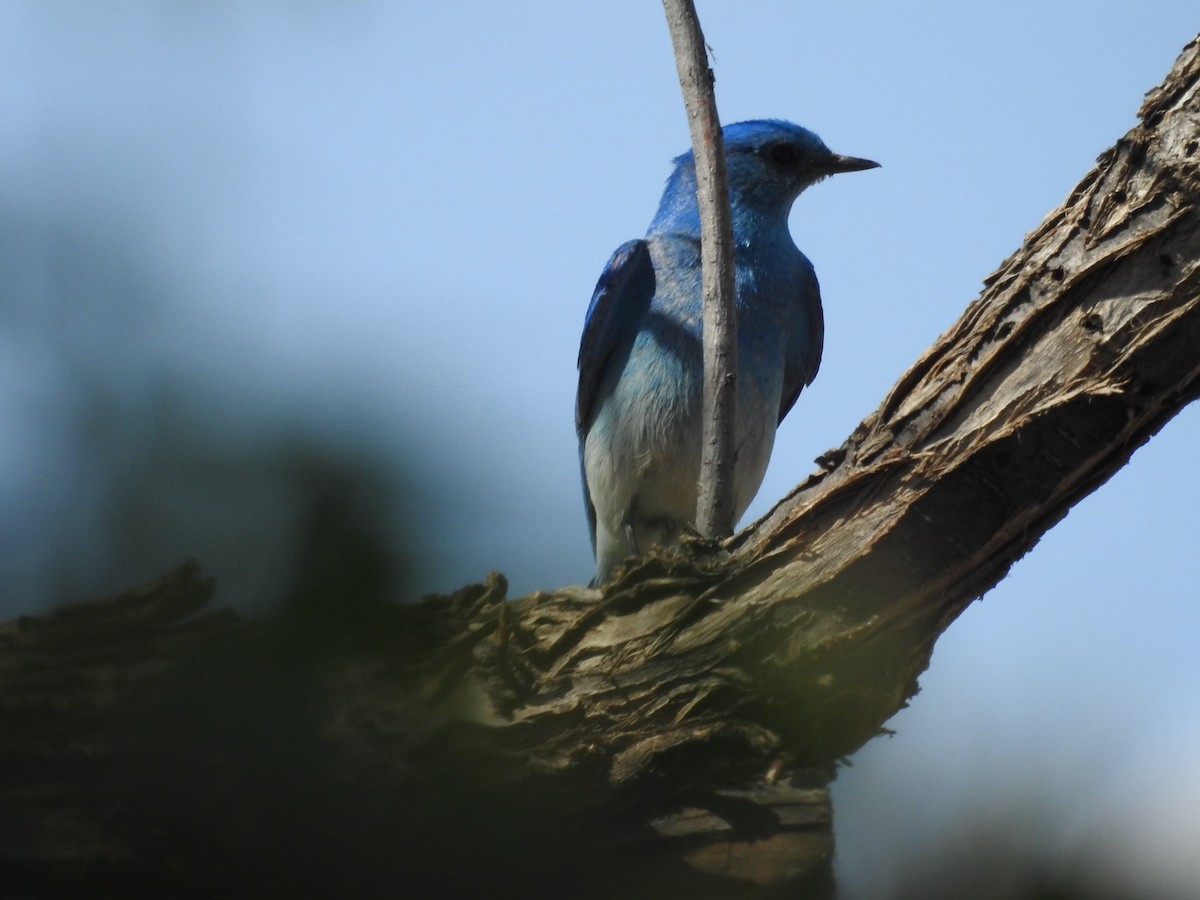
[2,36,1199,900]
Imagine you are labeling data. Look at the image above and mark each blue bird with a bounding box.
[576,119,877,584]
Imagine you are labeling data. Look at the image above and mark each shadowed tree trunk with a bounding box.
[2,35,1198,900]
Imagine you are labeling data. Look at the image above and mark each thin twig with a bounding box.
[661,0,737,537]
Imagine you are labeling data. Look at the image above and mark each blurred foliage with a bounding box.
[0,205,418,617]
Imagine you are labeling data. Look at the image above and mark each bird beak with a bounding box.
[826,153,880,174]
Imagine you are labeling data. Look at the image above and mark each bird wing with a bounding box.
[778,265,825,424]
[576,239,656,549]
[576,239,656,435]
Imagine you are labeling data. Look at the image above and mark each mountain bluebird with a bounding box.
[576,119,877,584]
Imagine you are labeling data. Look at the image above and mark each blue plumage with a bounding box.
[577,120,877,584]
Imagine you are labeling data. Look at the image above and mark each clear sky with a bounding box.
[2,3,1198,896]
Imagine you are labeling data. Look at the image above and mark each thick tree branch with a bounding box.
[662,0,739,537]
[2,34,1199,900]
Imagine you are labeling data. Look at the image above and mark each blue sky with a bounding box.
[2,3,1198,895]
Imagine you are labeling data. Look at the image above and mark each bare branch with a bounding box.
[661,0,738,537]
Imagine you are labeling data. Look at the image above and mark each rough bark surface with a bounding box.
[2,36,1198,900]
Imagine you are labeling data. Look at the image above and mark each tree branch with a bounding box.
[661,0,738,537]
[2,33,1199,900]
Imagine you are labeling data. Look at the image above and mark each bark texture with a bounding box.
[2,36,1198,900]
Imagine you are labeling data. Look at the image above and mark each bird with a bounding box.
[575,119,877,585]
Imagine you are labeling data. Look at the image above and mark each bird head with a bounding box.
[720,119,878,212]
[650,119,877,237]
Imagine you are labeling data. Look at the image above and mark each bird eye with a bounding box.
[764,143,799,167]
